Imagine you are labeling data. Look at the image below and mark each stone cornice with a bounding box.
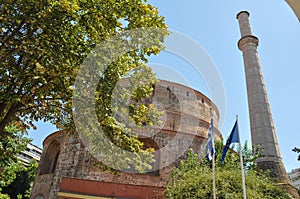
[238,35,259,51]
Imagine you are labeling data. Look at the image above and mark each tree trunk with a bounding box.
[0,103,20,133]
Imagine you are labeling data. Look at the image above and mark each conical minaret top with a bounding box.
[236,11,290,183]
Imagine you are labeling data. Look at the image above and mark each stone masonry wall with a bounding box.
[31,80,222,198]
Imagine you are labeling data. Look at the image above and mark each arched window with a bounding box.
[40,140,60,175]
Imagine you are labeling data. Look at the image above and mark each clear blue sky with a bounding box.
[29,0,300,172]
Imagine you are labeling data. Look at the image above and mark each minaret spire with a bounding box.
[236,11,290,182]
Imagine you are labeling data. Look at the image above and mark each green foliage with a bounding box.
[81,64,164,172]
[1,0,168,172]
[292,147,300,161]
[0,194,10,199]
[0,125,30,183]
[213,140,261,171]
[0,0,167,131]
[166,142,291,199]
[0,125,32,198]
[1,161,38,199]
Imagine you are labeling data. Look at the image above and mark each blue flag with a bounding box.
[220,120,239,163]
[206,119,215,161]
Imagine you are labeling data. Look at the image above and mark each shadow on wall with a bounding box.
[39,140,60,175]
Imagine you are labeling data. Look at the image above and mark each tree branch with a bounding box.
[0,103,21,133]
[0,102,6,116]
[0,20,25,51]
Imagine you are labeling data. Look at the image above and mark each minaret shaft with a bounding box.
[239,36,281,161]
[236,11,289,182]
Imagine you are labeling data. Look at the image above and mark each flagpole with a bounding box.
[212,149,216,199]
[236,115,247,199]
[211,108,216,199]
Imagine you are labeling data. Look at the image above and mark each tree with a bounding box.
[1,0,168,171]
[1,161,38,199]
[292,147,300,161]
[166,142,291,199]
[0,125,30,181]
[0,125,31,198]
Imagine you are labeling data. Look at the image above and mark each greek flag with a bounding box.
[206,119,215,161]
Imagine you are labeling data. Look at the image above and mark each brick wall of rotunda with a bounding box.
[31,80,222,199]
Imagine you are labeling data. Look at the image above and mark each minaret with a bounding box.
[236,11,289,182]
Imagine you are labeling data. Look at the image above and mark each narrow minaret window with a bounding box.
[236,11,291,184]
